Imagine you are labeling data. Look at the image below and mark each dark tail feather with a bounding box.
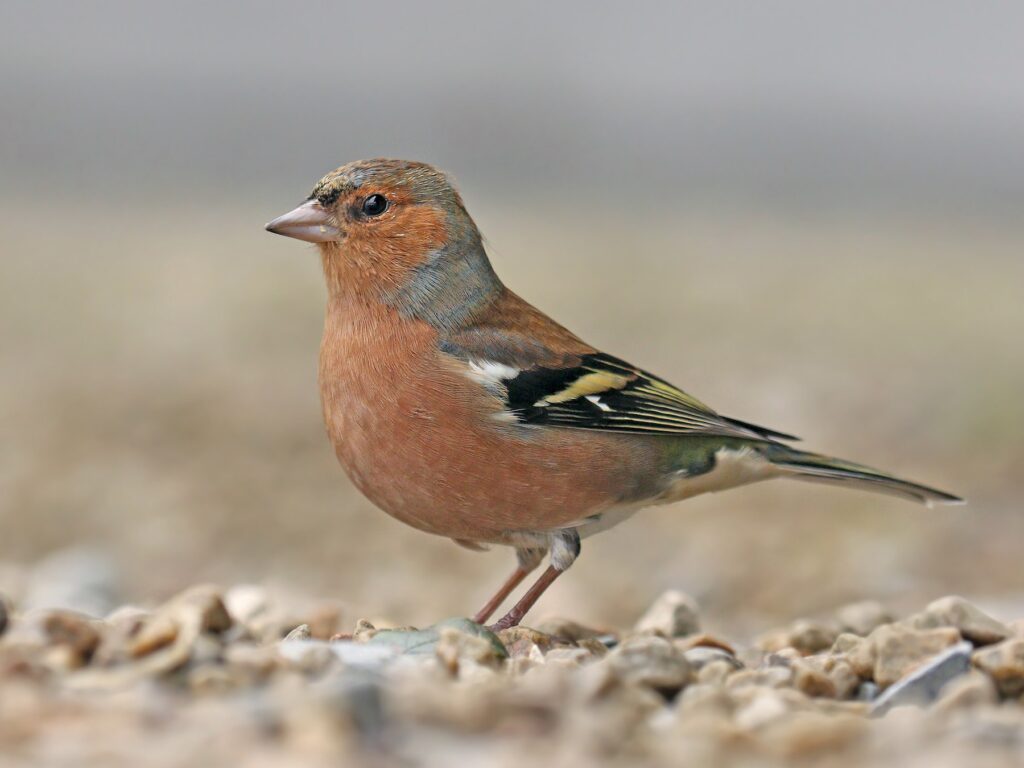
[763,446,963,507]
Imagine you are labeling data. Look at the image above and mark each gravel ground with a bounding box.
[2,575,1023,768]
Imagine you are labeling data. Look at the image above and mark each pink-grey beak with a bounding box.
[265,200,342,243]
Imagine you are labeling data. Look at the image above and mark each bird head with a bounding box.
[266,159,501,328]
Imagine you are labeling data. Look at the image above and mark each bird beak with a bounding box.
[264,200,342,243]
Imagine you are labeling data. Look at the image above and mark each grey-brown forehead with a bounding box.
[308,162,454,206]
[309,170,366,204]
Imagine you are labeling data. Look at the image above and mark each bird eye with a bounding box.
[361,194,388,217]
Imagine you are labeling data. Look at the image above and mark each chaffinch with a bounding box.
[266,159,961,630]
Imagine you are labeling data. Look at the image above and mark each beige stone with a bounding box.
[972,638,1024,698]
[869,624,961,688]
[835,600,893,636]
[633,590,700,638]
[908,596,1010,646]
[603,635,692,692]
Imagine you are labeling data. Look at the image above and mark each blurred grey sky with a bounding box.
[3,1,1023,215]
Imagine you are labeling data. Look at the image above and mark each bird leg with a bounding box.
[488,530,580,632]
[472,547,545,625]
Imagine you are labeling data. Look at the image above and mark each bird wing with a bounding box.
[442,328,797,442]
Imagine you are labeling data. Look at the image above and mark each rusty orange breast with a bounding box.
[318,300,662,544]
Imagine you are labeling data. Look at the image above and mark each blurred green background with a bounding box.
[2,1,1022,634]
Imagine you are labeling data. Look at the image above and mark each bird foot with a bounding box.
[486,612,522,633]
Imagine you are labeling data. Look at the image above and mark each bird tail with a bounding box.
[760,445,963,507]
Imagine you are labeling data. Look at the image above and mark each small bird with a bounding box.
[266,159,961,630]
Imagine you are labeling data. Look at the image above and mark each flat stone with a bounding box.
[972,637,1024,698]
[365,618,507,660]
[870,641,972,715]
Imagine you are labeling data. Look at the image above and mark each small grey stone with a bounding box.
[870,641,972,716]
[856,682,880,701]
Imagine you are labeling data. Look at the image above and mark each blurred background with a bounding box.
[1,1,1022,636]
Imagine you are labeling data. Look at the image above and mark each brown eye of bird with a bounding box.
[361,194,388,217]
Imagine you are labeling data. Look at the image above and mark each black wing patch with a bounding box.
[503,353,797,441]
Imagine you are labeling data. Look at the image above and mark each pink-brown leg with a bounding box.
[472,547,545,625]
[472,567,530,624]
[487,530,580,632]
[487,565,563,631]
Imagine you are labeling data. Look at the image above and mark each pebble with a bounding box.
[696,659,739,686]
[682,646,742,672]
[727,666,793,690]
[907,596,1011,646]
[2,578,1024,767]
[603,635,692,694]
[835,600,893,636]
[971,637,1024,698]
[869,641,972,715]
[790,659,838,699]
[758,619,837,655]
[865,624,962,688]
[41,610,103,666]
[284,624,312,641]
[934,670,999,712]
[633,590,700,638]
[533,617,608,642]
